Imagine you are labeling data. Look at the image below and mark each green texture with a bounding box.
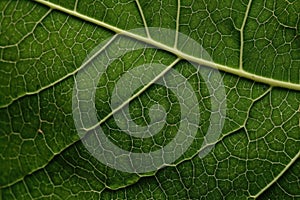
[0,0,299,199]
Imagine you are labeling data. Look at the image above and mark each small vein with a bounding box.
[74,0,79,12]
[135,0,151,38]
[174,0,180,49]
[239,0,253,70]
[242,86,273,129]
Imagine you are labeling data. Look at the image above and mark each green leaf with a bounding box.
[0,0,299,199]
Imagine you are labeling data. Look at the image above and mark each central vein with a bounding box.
[32,0,300,91]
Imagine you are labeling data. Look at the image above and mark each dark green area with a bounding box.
[0,0,299,199]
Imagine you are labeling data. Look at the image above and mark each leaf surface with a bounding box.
[0,0,299,199]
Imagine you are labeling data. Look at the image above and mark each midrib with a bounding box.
[1,0,299,109]
[33,0,300,91]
